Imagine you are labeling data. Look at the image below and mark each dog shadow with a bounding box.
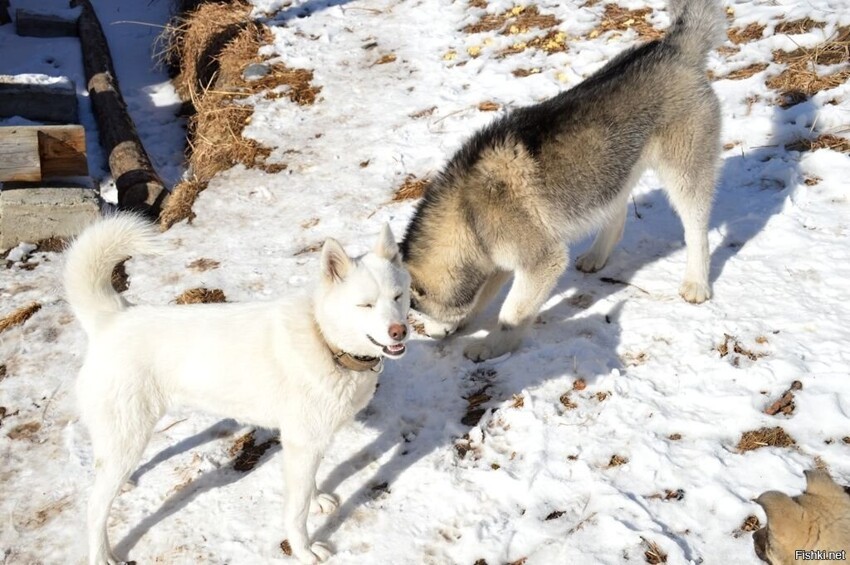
[314,303,625,543]
[116,424,281,556]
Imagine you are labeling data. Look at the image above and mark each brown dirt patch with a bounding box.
[767,27,850,103]
[589,5,662,41]
[728,23,765,44]
[573,378,587,391]
[642,537,668,564]
[175,287,227,304]
[35,236,68,253]
[668,433,682,441]
[500,29,568,56]
[7,421,41,441]
[764,380,802,416]
[647,489,685,502]
[187,258,221,271]
[111,260,129,293]
[785,134,850,154]
[559,392,577,410]
[512,67,541,77]
[775,18,824,35]
[0,364,6,381]
[735,515,761,538]
[737,426,796,452]
[0,302,41,333]
[545,510,565,520]
[230,430,279,472]
[392,174,430,201]
[716,333,767,366]
[280,539,292,556]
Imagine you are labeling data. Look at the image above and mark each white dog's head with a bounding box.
[314,224,411,360]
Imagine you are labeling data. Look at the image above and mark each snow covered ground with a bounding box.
[1,0,849,564]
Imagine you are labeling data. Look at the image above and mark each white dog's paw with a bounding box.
[463,333,520,362]
[310,492,339,515]
[575,251,608,273]
[292,542,333,563]
[679,280,711,304]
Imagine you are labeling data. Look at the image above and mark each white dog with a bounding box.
[64,215,411,564]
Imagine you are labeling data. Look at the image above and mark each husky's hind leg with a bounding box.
[464,247,566,362]
[655,114,719,303]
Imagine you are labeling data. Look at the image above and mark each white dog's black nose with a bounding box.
[388,323,407,341]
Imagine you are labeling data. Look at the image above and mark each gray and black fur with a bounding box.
[401,0,724,362]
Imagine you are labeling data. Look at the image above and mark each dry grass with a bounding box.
[720,62,770,80]
[641,537,668,564]
[737,427,796,452]
[774,18,824,36]
[589,5,662,41]
[187,258,221,271]
[501,29,568,56]
[785,134,850,154]
[160,178,205,229]
[175,287,227,304]
[159,1,320,229]
[463,5,559,35]
[0,302,41,333]
[512,67,541,77]
[478,100,501,111]
[728,22,765,44]
[767,27,850,102]
[608,454,628,468]
[392,174,430,201]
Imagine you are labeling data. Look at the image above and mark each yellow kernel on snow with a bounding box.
[443,50,457,60]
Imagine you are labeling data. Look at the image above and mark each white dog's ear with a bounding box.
[374,223,400,265]
[321,238,352,283]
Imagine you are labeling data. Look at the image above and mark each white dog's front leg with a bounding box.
[464,249,567,362]
[283,444,333,564]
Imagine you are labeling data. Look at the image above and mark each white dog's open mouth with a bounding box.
[368,335,406,357]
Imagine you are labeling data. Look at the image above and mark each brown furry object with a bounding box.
[0,302,42,333]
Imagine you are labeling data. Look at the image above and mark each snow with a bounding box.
[1,0,849,564]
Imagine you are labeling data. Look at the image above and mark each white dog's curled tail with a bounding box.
[666,0,725,66]
[64,214,164,334]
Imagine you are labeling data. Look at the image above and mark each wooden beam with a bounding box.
[71,0,168,218]
[0,77,79,123]
[0,125,88,182]
[15,8,80,37]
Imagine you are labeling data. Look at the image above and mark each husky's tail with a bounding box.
[665,0,725,66]
[63,214,164,334]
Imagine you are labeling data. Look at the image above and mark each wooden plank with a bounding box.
[0,78,79,123]
[15,9,80,37]
[0,127,40,182]
[0,126,88,182]
[38,128,88,178]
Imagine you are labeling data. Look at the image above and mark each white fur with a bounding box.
[65,216,410,565]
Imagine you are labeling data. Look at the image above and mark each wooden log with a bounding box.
[0,77,79,123]
[15,8,80,37]
[71,0,168,218]
[0,125,88,182]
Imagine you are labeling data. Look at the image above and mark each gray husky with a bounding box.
[401,0,724,361]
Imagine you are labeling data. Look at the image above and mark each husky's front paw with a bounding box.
[575,251,608,273]
[463,332,520,362]
[292,541,333,564]
[679,280,711,303]
[310,492,339,514]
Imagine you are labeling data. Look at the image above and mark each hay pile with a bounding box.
[159,0,321,229]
